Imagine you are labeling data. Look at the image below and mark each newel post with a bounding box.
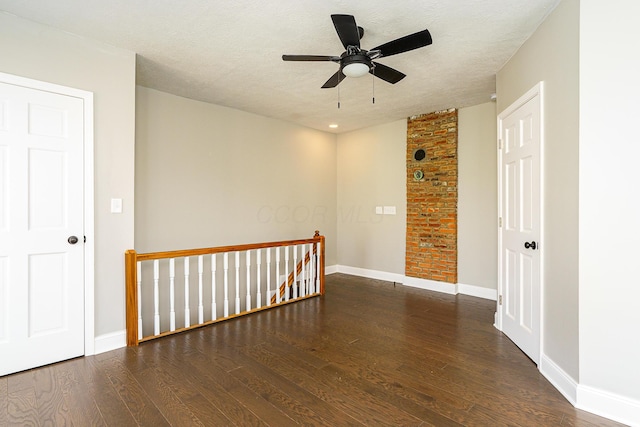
[125,249,139,346]
[314,230,326,295]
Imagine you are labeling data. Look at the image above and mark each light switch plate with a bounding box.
[375,206,383,215]
[111,198,123,214]
[383,206,396,215]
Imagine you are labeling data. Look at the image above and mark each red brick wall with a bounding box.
[406,109,458,283]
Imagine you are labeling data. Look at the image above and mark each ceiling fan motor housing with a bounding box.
[341,52,372,71]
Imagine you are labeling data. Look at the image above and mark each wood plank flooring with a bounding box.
[1,273,626,426]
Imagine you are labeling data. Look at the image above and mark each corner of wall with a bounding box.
[540,353,578,405]
[576,386,640,427]
[93,330,127,355]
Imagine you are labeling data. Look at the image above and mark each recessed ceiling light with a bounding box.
[329,124,338,128]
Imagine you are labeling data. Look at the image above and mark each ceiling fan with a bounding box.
[282,14,432,88]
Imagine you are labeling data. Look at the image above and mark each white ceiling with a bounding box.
[0,0,560,133]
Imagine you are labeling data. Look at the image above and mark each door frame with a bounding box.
[0,71,95,355]
[496,81,544,363]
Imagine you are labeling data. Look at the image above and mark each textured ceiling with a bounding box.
[0,0,560,133]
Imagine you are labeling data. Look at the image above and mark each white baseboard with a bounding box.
[457,282,498,301]
[325,264,338,275]
[332,265,498,300]
[577,384,640,427]
[335,265,405,283]
[403,275,457,294]
[540,353,578,405]
[93,330,126,355]
[540,353,640,426]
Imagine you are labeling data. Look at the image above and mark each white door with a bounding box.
[497,83,542,364]
[0,80,85,376]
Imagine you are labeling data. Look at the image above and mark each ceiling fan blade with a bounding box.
[371,62,406,84]
[372,29,432,58]
[282,55,340,62]
[331,14,361,49]
[321,70,347,88]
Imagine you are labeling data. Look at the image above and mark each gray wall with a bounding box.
[458,102,498,289]
[579,0,640,405]
[336,120,407,275]
[135,87,338,264]
[0,12,136,338]
[497,0,580,381]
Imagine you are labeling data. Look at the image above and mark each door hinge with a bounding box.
[498,138,502,150]
[498,217,502,227]
[84,236,86,243]
[499,295,503,305]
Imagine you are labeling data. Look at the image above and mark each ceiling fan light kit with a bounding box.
[282,14,432,90]
[342,61,370,78]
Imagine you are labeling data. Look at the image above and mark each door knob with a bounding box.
[68,236,79,245]
[524,241,537,250]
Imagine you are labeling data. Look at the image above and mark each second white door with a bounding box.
[498,84,542,364]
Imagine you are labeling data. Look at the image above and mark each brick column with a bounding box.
[406,109,458,283]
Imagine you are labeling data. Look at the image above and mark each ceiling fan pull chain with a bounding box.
[372,68,376,104]
[337,73,341,109]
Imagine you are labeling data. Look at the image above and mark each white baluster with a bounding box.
[246,250,251,311]
[235,252,240,314]
[136,261,142,340]
[293,245,298,299]
[256,249,262,309]
[198,255,204,324]
[284,245,290,302]
[307,243,315,295]
[307,243,313,295]
[275,247,281,304]
[266,248,271,307]
[223,253,229,317]
[169,258,176,331]
[300,245,306,298]
[211,254,217,320]
[316,242,321,293]
[310,243,315,293]
[184,257,190,328]
[153,260,160,335]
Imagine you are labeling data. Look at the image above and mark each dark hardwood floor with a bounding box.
[1,274,626,426]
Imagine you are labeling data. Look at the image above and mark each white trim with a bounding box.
[335,265,405,284]
[82,88,95,356]
[94,330,126,355]
[403,275,456,294]
[0,72,96,356]
[457,283,497,301]
[540,353,578,405]
[325,264,338,275]
[577,385,640,427]
[332,265,498,300]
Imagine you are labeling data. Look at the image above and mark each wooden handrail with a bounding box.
[135,235,322,261]
[125,231,325,346]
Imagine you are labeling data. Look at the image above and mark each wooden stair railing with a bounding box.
[125,231,325,346]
